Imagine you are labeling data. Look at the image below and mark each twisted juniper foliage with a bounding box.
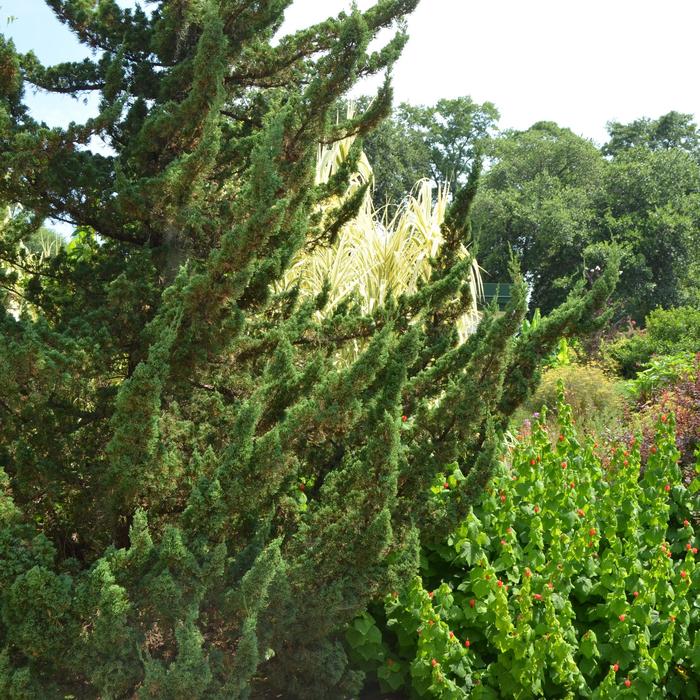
[0,2,616,697]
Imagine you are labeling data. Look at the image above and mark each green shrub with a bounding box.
[349,389,700,698]
[603,331,653,379]
[628,352,697,402]
[646,307,700,355]
[606,307,700,378]
[0,3,624,693]
[514,364,627,439]
[543,337,580,369]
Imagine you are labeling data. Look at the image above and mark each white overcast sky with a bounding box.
[2,0,700,146]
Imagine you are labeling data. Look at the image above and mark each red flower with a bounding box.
[464,639,471,648]
[449,631,455,639]
[687,543,692,551]
[530,459,536,465]
[693,548,698,555]
[497,579,503,588]
[500,539,506,546]
[589,528,596,537]
[469,598,476,608]
[558,434,565,442]
[298,483,305,492]
[534,505,540,514]
[533,593,542,600]
[683,519,690,527]
[650,446,657,454]
[443,482,450,490]
[665,484,671,492]
[561,461,567,469]
[428,591,434,599]
[431,658,438,668]
[500,494,506,503]
[681,570,688,579]
[613,663,619,672]
[577,509,585,517]
[618,614,626,622]
[524,568,532,578]
[633,591,639,598]
[401,415,408,422]
[624,679,631,688]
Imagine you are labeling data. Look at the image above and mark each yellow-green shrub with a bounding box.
[514,364,627,437]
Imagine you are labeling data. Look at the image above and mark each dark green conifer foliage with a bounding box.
[0,2,616,697]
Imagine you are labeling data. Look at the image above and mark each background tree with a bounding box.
[352,94,431,208]
[0,2,617,698]
[473,121,605,313]
[474,116,700,321]
[594,145,700,320]
[361,96,499,206]
[603,110,700,157]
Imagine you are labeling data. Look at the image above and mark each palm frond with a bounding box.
[278,125,484,343]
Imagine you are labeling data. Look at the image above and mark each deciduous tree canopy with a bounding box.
[361,96,499,207]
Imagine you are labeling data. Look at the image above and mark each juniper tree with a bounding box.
[0,2,617,698]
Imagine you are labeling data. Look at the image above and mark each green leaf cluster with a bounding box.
[357,391,700,698]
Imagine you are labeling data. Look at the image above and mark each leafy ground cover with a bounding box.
[349,388,700,698]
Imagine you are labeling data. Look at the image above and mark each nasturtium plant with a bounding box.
[349,386,700,698]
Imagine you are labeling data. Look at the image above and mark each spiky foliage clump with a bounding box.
[281,128,484,347]
[0,2,617,698]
